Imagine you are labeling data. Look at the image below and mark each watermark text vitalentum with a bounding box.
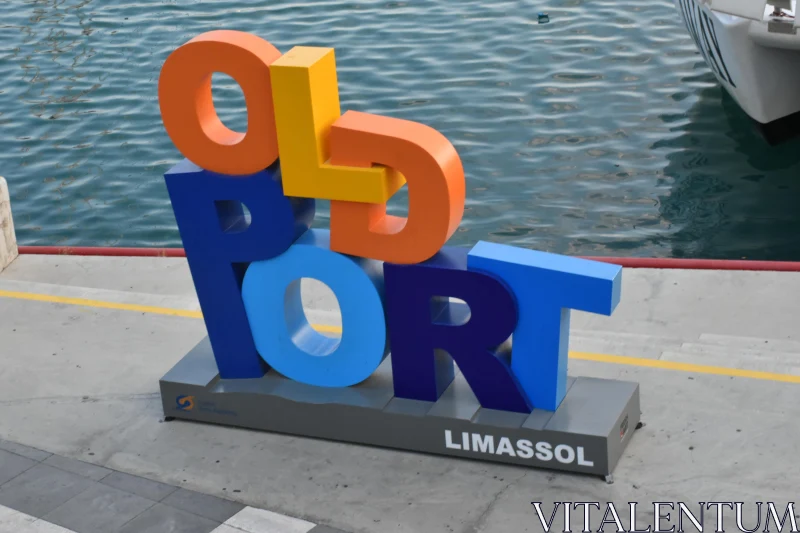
[530,502,798,533]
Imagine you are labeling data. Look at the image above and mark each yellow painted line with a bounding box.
[0,289,204,319]
[569,351,800,385]
[1,288,799,384]
[0,290,341,332]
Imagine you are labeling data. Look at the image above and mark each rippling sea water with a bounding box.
[2,0,799,259]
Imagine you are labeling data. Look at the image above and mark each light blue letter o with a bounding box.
[241,229,389,387]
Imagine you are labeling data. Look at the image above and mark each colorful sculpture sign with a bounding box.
[158,30,622,416]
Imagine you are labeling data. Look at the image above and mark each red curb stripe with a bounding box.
[19,246,186,258]
[16,246,800,271]
[580,256,800,272]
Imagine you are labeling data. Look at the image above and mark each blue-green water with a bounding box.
[2,0,799,259]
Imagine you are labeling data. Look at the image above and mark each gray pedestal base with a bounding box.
[160,338,640,476]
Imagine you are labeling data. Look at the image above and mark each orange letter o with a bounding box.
[158,30,282,175]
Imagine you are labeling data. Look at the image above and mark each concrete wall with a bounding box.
[0,177,17,272]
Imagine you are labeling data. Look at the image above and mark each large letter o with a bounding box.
[241,229,389,387]
[158,30,281,175]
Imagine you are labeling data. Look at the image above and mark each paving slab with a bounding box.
[0,465,94,518]
[42,484,155,533]
[0,442,351,533]
[0,440,52,462]
[225,507,316,533]
[99,471,178,502]
[0,255,798,533]
[116,503,219,533]
[41,456,111,482]
[0,449,37,486]
[162,489,245,523]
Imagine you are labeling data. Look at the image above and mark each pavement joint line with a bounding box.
[2,288,800,385]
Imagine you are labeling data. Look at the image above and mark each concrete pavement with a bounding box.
[1,254,799,532]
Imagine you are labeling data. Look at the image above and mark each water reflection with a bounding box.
[2,0,799,259]
[656,84,800,260]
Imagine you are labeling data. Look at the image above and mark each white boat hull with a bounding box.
[675,0,800,127]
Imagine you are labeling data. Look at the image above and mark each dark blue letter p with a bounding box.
[165,159,314,378]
